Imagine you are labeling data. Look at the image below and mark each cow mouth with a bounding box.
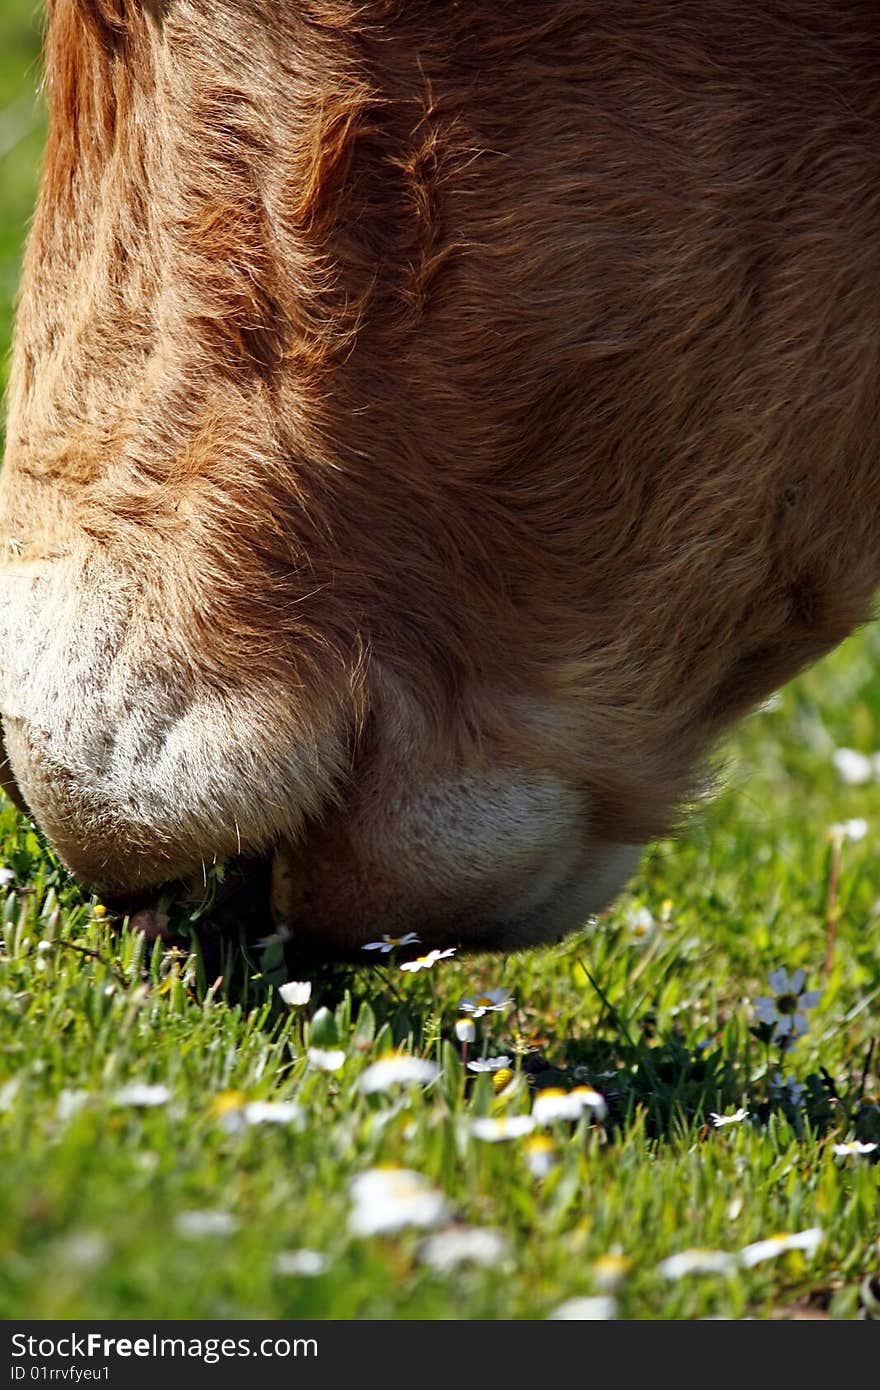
[99,849,378,969]
[102,854,277,952]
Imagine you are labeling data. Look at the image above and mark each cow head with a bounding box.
[2,0,879,955]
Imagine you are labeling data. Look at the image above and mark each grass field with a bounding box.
[0,1,878,1322]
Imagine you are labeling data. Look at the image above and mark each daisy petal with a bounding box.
[739,1227,823,1268]
[832,748,872,785]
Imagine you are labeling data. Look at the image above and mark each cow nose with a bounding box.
[100,886,165,921]
[0,706,287,939]
[101,889,184,945]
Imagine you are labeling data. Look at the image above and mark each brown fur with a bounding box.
[1,0,879,947]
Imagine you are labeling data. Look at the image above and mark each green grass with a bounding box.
[0,1,878,1322]
[0,0,44,414]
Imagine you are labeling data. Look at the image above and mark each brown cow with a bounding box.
[1,0,879,956]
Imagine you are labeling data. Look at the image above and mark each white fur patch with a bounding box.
[0,552,345,886]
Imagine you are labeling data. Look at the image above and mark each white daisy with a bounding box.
[0,867,15,887]
[418,1226,509,1272]
[709,1107,749,1128]
[454,1017,476,1043]
[349,1168,449,1237]
[0,1080,19,1113]
[548,1297,617,1320]
[459,989,512,1019]
[56,1089,91,1122]
[358,1054,440,1094]
[523,1136,557,1178]
[113,1083,172,1108]
[658,1249,737,1279]
[274,1249,329,1277]
[242,1101,303,1126]
[467,1055,512,1073]
[571,1085,608,1120]
[471,1115,536,1142]
[279,981,312,1006]
[307,1047,346,1073]
[532,1085,607,1125]
[831,1140,878,1156]
[175,1211,239,1238]
[753,968,822,1040]
[54,1231,109,1273]
[362,932,421,954]
[738,1227,824,1268]
[593,1252,632,1292]
[827,819,868,844]
[626,905,656,947]
[399,948,457,973]
[832,747,872,785]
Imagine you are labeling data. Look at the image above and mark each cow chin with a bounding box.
[267,768,644,958]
